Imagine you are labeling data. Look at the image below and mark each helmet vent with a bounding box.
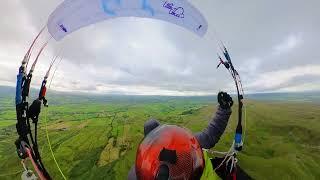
[159,148,177,164]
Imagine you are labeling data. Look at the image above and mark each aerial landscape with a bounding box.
[1,0,320,179]
[1,87,320,179]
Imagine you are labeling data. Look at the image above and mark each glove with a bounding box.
[218,91,233,109]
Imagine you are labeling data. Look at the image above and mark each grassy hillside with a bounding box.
[0,91,319,179]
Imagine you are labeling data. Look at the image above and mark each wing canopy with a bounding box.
[47,0,208,40]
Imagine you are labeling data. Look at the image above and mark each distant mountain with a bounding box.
[0,86,15,97]
[246,92,320,103]
[1,85,319,104]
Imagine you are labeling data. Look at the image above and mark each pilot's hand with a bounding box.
[218,92,233,109]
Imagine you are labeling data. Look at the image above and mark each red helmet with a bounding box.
[135,125,204,180]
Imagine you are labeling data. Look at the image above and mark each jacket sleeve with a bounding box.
[195,106,232,149]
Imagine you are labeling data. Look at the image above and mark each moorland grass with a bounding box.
[0,99,319,179]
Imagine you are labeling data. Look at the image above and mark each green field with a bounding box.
[0,92,320,179]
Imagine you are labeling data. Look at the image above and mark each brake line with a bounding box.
[43,55,67,180]
[44,107,67,180]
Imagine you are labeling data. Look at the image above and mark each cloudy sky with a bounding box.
[0,0,319,95]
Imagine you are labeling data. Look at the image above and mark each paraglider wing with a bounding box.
[47,0,208,41]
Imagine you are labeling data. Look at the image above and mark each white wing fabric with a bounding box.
[47,0,208,41]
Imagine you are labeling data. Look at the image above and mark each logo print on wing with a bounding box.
[163,1,184,18]
[169,7,184,18]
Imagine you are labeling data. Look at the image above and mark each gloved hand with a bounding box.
[218,92,233,109]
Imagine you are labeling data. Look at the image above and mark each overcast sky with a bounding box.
[0,0,319,95]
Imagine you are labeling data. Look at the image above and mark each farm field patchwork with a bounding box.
[0,93,319,179]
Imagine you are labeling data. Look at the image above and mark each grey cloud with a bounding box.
[252,74,320,92]
[0,0,319,95]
